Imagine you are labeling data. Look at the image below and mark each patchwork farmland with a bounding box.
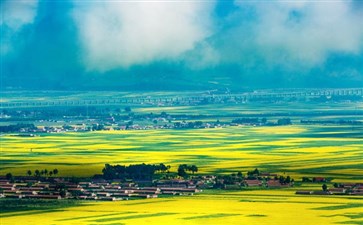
[1,94,362,225]
[1,125,362,182]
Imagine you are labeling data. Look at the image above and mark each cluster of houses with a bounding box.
[2,111,296,135]
[0,172,294,201]
[243,179,292,188]
[2,173,360,202]
[5,120,228,135]
[218,172,295,189]
[296,182,363,196]
[0,171,296,202]
[0,177,202,201]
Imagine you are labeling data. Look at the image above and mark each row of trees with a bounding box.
[301,119,362,125]
[231,118,291,126]
[247,168,260,177]
[275,175,293,184]
[4,169,59,182]
[277,118,292,125]
[302,177,327,182]
[174,121,203,129]
[177,164,198,177]
[102,163,199,180]
[0,123,36,133]
[26,169,59,177]
[232,118,267,124]
[102,163,171,180]
[215,172,244,186]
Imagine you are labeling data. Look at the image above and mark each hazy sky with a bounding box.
[1,0,363,90]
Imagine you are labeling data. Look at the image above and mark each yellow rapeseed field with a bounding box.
[1,189,362,225]
[1,124,362,224]
[1,125,362,182]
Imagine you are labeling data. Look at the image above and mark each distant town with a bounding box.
[1,88,362,134]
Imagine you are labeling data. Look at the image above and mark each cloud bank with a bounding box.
[1,0,362,89]
[72,1,216,72]
[248,1,363,66]
[0,0,38,55]
[71,0,363,73]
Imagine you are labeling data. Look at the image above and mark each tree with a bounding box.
[302,177,311,182]
[35,170,40,177]
[285,176,291,183]
[27,170,32,176]
[247,168,260,177]
[237,171,243,178]
[322,184,328,192]
[178,165,187,177]
[53,169,59,176]
[126,120,133,128]
[159,163,168,173]
[55,183,67,197]
[190,165,198,174]
[70,190,83,197]
[70,177,80,184]
[261,118,267,124]
[124,106,132,112]
[59,189,67,198]
[6,173,13,181]
[101,163,163,180]
[160,112,168,118]
[279,176,285,184]
[277,118,291,125]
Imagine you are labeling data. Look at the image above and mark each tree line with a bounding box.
[26,168,59,177]
[101,163,199,180]
[0,124,36,133]
[102,163,171,180]
[177,164,198,177]
[4,169,59,182]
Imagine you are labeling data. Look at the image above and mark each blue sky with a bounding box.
[1,0,363,90]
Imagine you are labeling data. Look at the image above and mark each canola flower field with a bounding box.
[1,188,362,225]
[1,123,362,225]
[1,125,362,181]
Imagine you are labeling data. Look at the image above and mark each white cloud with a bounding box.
[0,0,38,55]
[233,0,363,66]
[182,41,220,69]
[73,1,216,72]
[1,0,38,31]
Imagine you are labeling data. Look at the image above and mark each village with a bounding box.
[0,176,201,201]
[2,113,361,135]
[2,91,362,135]
[1,165,362,202]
